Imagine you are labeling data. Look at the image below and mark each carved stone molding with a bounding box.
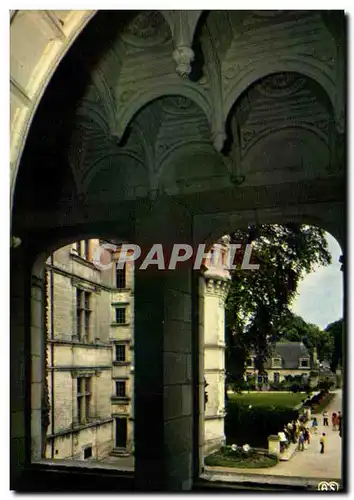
[257,72,307,98]
[122,11,171,48]
[159,95,195,114]
[11,236,22,248]
[172,46,195,77]
[161,10,202,77]
[204,277,230,301]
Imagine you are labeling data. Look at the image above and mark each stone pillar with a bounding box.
[10,244,28,487]
[10,242,46,485]
[268,435,281,458]
[134,197,194,491]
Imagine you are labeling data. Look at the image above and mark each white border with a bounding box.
[4,4,353,499]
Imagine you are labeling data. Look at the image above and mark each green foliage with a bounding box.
[310,392,335,415]
[325,319,343,372]
[225,401,299,448]
[318,378,335,391]
[275,312,334,363]
[228,392,304,408]
[290,382,303,393]
[225,224,331,385]
[205,447,278,469]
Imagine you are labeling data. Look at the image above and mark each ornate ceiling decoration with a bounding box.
[65,10,344,200]
[121,11,171,48]
[257,72,307,98]
[159,95,198,115]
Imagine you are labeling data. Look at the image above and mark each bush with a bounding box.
[290,382,303,393]
[205,446,278,469]
[269,382,282,391]
[318,378,334,391]
[225,402,299,448]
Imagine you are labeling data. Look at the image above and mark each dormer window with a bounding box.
[272,357,282,368]
[300,358,310,368]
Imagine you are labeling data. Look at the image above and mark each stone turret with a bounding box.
[202,235,231,455]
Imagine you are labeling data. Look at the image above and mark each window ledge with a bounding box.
[32,458,133,470]
[13,460,134,492]
[113,361,130,367]
[70,252,97,270]
[110,338,131,344]
[111,323,130,327]
[111,396,131,402]
[48,339,111,348]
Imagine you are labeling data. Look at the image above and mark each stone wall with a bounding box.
[45,239,134,459]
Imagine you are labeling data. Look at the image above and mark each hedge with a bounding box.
[225,402,299,448]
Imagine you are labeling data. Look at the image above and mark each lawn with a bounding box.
[228,391,306,409]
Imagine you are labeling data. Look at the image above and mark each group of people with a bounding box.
[322,410,342,434]
[278,418,310,453]
[278,409,342,456]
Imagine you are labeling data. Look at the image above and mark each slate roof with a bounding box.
[251,342,311,370]
[270,342,311,369]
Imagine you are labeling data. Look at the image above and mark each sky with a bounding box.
[290,232,343,330]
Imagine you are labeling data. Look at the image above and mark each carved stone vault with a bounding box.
[13,10,345,246]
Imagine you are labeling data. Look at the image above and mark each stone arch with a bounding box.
[202,208,344,255]
[223,58,336,126]
[157,141,229,195]
[31,231,133,278]
[83,150,149,202]
[10,10,97,207]
[241,126,331,182]
[29,229,134,460]
[114,83,212,141]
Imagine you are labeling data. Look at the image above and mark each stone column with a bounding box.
[11,240,47,484]
[134,197,194,491]
[10,244,28,487]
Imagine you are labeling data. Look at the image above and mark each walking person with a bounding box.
[298,430,305,451]
[304,427,310,446]
[332,412,337,430]
[291,420,297,443]
[312,416,319,434]
[323,410,329,426]
[320,433,326,454]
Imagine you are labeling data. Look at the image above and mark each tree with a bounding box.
[226,224,331,385]
[325,319,343,372]
[275,311,334,363]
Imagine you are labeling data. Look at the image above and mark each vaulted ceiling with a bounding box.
[15,10,345,222]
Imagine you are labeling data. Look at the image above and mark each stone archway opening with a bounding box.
[29,236,138,471]
[198,222,344,486]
